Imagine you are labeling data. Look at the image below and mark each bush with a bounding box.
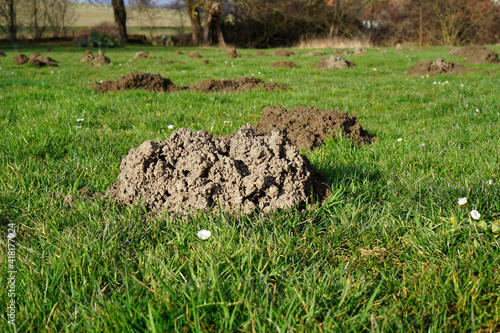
[74,25,121,48]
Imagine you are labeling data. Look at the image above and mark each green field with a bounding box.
[0,44,499,332]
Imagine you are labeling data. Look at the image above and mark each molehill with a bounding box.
[105,126,331,216]
[407,59,471,75]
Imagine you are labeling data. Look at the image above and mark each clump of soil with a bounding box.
[105,126,330,216]
[449,46,499,64]
[132,51,155,62]
[354,47,366,56]
[381,50,387,55]
[315,56,355,69]
[80,50,94,63]
[172,50,183,54]
[163,59,185,65]
[407,59,471,75]
[255,51,268,56]
[0,50,6,57]
[29,54,58,67]
[253,106,375,150]
[189,51,202,58]
[187,77,287,93]
[333,49,352,55]
[92,72,179,93]
[274,49,296,57]
[302,51,326,56]
[227,48,241,58]
[14,53,29,65]
[396,43,403,52]
[272,61,297,68]
[91,49,111,67]
[202,60,212,64]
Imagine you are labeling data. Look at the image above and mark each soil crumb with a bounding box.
[255,51,268,56]
[29,54,58,67]
[449,46,499,64]
[315,56,355,69]
[92,72,179,93]
[227,48,241,58]
[302,51,326,56]
[274,49,296,57]
[189,51,202,58]
[0,50,6,57]
[80,50,94,63]
[407,58,471,75]
[253,106,375,150]
[91,49,111,67]
[272,61,297,68]
[14,53,29,65]
[132,51,155,61]
[187,77,287,93]
[105,126,331,216]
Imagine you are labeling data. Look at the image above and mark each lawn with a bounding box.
[0,44,499,332]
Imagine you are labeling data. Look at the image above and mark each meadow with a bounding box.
[0,44,499,332]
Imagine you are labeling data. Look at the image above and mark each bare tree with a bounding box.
[0,0,18,42]
[110,0,128,43]
[130,0,161,40]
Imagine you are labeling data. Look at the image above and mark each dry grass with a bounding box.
[294,36,372,49]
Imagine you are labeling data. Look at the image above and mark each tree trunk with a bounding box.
[203,2,225,46]
[8,0,16,43]
[185,0,203,45]
[111,0,128,44]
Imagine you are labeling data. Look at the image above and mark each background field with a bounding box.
[0,44,499,332]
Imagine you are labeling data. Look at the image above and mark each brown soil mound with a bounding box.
[163,59,185,65]
[272,61,297,68]
[92,72,179,93]
[253,106,375,150]
[91,49,111,67]
[132,51,155,61]
[202,60,212,64]
[172,50,183,54]
[353,47,366,56]
[407,59,471,75]
[14,53,29,65]
[80,50,94,63]
[274,49,296,57]
[302,51,326,56]
[0,50,6,57]
[29,54,58,67]
[255,51,268,56]
[226,48,241,58]
[105,126,330,216]
[449,46,499,64]
[187,77,287,93]
[315,56,355,69]
[189,51,202,58]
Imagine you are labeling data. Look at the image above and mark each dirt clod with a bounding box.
[353,47,366,56]
[272,61,297,68]
[449,46,499,64]
[407,59,471,75]
[132,51,155,61]
[29,54,58,67]
[92,72,179,93]
[105,126,330,216]
[187,77,287,93]
[189,51,202,58]
[274,49,296,57]
[0,50,6,57]
[253,106,375,150]
[80,50,94,63]
[14,53,29,65]
[202,60,212,64]
[302,51,326,56]
[226,48,241,58]
[255,51,268,56]
[315,56,355,69]
[91,49,111,67]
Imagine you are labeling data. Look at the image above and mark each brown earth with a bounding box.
[255,51,268,56]
[302,51,326,56]
[189,51,202,58]
[163,59,185,65]
[91,49,111,67]
[227,48,241,58]
[172,50,183,54]
[132,51,155,61]
[80,50,94,63]
[272,61,297,68]
[92,72,179,93]
[202,60,212,64]
[407,59,471,75]
[449,46,499,64]
[29,54,58,67]
[105,126,331,216]
[274,49,296,57]
[315,56,355,69]
[0,50,6,57]
[187,77,287,93]
[14,53,29,65]
[253,106,375,150]
[353,47,366,56]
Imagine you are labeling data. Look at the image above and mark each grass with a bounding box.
[0,43,499,332]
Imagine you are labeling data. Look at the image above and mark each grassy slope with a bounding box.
[0,44,499,332]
